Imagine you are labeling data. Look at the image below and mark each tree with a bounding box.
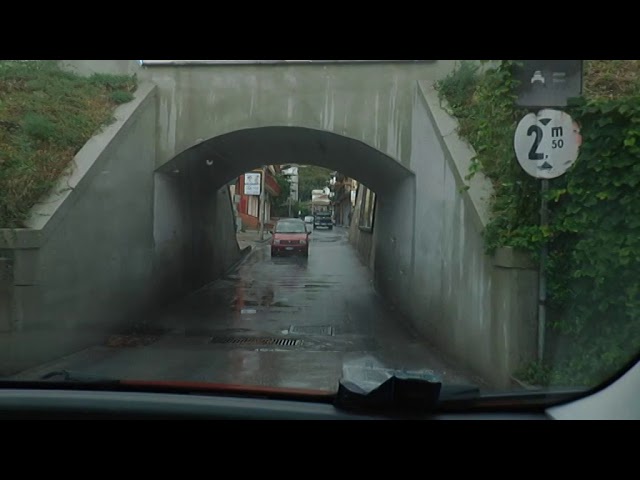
[298,166,333,202]
[273,172,291,202]
[271,172,294,217]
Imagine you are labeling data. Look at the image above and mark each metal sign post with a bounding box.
[538,179,549,362]
[258,166,267,241]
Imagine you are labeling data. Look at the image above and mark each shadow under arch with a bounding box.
[153,126,416,309]
[157,126,414,195]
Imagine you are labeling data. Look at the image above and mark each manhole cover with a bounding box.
[209,336,302,347]
[289,325,334,336]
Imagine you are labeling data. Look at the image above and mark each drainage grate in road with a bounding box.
[289,325,334,336]
[209,336,303,347]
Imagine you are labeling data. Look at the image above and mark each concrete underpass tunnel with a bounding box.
[153,126,416,308]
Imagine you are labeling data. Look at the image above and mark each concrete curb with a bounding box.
[225,245,253,273]
[235,233,272,245]
[417,80,494,232]
[510,375,543,391]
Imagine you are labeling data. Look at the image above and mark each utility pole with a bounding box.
[258,165,267,241]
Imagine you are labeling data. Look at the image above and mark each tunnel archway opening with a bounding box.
[152,126,416,310]
[157,127,414,195]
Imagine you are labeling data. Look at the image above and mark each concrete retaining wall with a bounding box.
[399,82,537,387]
[348,186,375,272]
[349,81,538,387]
[0,83,158,374]
[0,80,241,376]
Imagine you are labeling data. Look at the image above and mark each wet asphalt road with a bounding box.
[12,227,483,391]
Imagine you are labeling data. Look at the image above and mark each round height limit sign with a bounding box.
[514,109,581,179]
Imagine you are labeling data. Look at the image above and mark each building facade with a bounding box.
[233,166,281,230]
[331,173,358,227]
[280,165,299,202]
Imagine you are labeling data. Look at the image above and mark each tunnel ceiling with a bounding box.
[158,127,414,195]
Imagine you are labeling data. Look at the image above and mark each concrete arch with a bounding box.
[59,59,458,170]
[153,126,416,306]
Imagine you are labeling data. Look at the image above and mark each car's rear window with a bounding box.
[275,222,307,233]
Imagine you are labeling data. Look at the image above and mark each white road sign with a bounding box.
[514,109,581,179]
[244,172,262,195]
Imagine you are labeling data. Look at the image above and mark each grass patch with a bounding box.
[110,90,135,104]
[0,60,137,227]
[584,60,640,100]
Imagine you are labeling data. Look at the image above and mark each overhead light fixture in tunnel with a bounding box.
[206,159,214,166]
[172,169,181,174]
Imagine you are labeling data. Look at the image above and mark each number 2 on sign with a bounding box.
[528,124,565,160]
[527,125,543,160]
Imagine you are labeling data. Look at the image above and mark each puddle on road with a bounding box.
[236,299,259,307]
[105,334,159,348]
[288,325,334,336]
[270,301,291,307]
[229,285,296,311]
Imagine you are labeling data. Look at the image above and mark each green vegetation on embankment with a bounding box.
[436,60,640,387]
[0,60,137,228]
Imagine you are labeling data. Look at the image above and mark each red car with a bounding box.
[270,219,310,257]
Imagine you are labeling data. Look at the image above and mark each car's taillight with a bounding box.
[299,239,306,245]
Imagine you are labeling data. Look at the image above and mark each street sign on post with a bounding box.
[512,61,584,363]
[513,60,583,108]
[514,108,582,364]
[514,109,581,179]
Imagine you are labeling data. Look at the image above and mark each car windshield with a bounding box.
[1,60,638,412]
[275,222,307,233]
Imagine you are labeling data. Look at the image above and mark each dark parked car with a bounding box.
[271,219,310,257]
[313,212,333,230]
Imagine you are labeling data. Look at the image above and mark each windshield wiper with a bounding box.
[333,362,590,414]
[334,375,480,413]
[333,357,482,414]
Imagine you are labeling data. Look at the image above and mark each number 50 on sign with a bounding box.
[514,109,582,179]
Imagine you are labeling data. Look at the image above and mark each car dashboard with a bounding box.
[0,388,550,420]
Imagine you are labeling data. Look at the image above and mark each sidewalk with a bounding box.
[236,229,272,251]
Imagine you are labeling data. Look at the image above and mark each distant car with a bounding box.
[271,218,310,257]
[313,212,333,230]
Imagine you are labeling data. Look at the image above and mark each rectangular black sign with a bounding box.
[513,60,583,108]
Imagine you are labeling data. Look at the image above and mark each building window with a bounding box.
[248,196,259,217]
[358,186,376,232]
